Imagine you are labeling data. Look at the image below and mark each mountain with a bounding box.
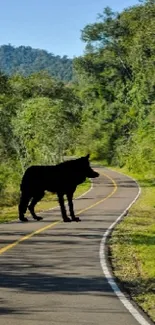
[0,44,73,81]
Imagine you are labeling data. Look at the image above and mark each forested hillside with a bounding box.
[1,0,155,204]
[0,0,154,320]
[0,45,73,81]
[73,0,155,176]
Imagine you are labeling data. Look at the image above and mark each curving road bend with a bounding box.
[0,168,153,325]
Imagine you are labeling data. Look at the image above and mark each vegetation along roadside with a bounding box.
[108,167,155,323]
[0,0,155,321]
[0,179,90,223]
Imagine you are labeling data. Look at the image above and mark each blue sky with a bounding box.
[0,0,140,58]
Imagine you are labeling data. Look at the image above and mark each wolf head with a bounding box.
[80,154,99,179]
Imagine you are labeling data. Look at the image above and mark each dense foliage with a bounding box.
[1,0,155,207]
[73,0,155,176]
[0,45,73,81]
[0,71,82,206]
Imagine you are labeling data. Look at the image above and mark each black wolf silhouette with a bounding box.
[18,154,99,222]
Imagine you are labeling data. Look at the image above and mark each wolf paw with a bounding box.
[19,217,29,222]
[63,217,72,222]
[33,216,43,221]
[72,217,81,222]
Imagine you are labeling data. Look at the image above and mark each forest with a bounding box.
[0,0,155,205]
[0,44,73,81]
[0,1,155,320]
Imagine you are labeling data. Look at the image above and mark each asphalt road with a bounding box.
[0,168,153,325]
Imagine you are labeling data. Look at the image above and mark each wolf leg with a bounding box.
[19,192,31,222]
[58,193,71,222]
[28,191,45,221]
[67,192,81,222]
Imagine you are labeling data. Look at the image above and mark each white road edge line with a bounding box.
[99,170,152,325]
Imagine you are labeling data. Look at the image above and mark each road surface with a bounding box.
[0,168,153,325]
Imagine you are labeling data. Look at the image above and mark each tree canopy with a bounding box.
[73,0,155,172]
[1,0,155,206]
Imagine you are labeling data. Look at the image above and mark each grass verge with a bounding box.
[108,167,155,323]
[0,179,91,223]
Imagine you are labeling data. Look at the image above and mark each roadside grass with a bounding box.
[0,179,91,223]
[108,167,155,323]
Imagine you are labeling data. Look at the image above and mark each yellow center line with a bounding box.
[0,221,60,255]
[76,173,117,216]
[0,172,117,256]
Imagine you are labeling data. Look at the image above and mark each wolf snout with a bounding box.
[89,170,99,178]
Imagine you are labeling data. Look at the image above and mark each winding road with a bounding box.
[0,168,153,325]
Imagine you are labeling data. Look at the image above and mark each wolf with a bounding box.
[18,154,99,222]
